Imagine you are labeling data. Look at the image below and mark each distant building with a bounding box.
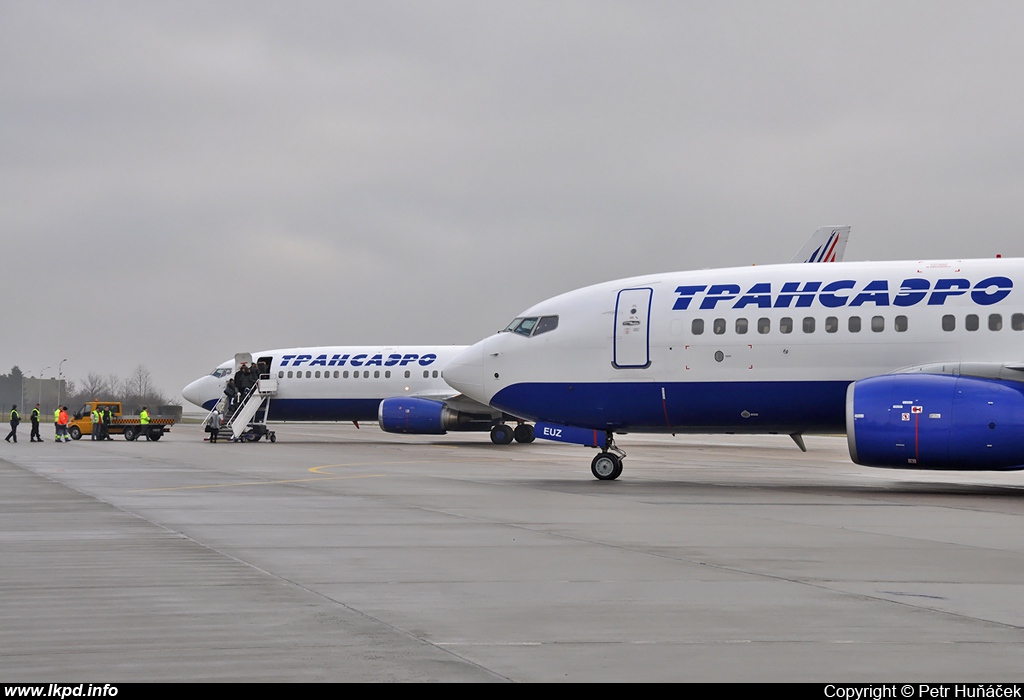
[0,373,65,415]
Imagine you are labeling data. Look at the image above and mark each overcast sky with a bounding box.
[3,1,1023,403]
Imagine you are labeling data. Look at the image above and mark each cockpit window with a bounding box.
[533,316,559,336]
[503,315,558,337]
[513,317,538,336]
[211,367,231,378]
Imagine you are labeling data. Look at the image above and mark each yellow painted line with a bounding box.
[132,457,497,493]
[130,473,383,493]
[308,461,426,474]
[134,459,433,492]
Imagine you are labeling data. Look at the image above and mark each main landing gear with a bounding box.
[591,432,626,481]
[489,422,535,445]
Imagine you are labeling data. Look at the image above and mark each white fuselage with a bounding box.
[444,258,1023,434]
[183,345,468,421]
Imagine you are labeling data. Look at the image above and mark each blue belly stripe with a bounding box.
[490,381,851,433]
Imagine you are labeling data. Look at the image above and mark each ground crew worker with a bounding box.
[102,406,112,440]
[54,407,61,442]
[30,405,41,442]
[57,407,70,443]
[140,406,151,440]
[90,406,100,441]
[5,405,20,443]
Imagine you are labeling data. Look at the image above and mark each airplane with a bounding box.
[442,240,1024,480]
[790,225,849,264]
[181,227,852,444]
[181,346,537,444]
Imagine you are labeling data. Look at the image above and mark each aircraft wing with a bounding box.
[405,390,498,416]
[790,226,850,263]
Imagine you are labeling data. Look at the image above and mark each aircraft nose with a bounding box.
[444,342,486,401]
[182,377,211,408]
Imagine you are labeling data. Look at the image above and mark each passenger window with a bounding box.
[757,317,770,334]
[691,319,704,335]
[374,370,380,378]
[989,314,1002,331]
[433,370,439,378]
[849,316,861,333]
[315,371,321,378]
[966,314,979,331]
[363,371,369,378]
[405,370,411,378]
[895,315,908,332]
[423,370,429,378]
[735,318,748,334]
[534,316,559,336]
[343,371,349,378]
[1013,313,1024,331]
[278,371,284,378]
[780,317,793,334]
[385,371,391,378]
[872,316,884,332]
[825,316,838,333]
[942,314,956,331]
[802,317,815,333]
[713,318,726,335]
[287,371,293,378]
[306,371,311,378]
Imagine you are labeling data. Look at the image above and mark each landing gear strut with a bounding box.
[591,432,626,480]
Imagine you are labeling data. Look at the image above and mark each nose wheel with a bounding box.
[591,452,623,480]
[590,432,625,480]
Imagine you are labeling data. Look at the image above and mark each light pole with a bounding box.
[58,359,67,408]
[38,366,51,407]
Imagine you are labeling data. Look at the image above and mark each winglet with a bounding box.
[791,226,850,264]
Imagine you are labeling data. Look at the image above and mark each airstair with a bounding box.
[223,377,277,440]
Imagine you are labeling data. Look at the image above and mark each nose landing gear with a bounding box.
[591,432,626,480]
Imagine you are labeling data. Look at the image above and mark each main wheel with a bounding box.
[68,426,82,440]
[591,452,623,480]
[513,423,535,443]
[123,426,137,441]
[490,424,514,445]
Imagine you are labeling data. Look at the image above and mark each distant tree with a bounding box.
[80,373,111,400]
[66,365,171,413]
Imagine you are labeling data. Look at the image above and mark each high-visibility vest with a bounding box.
[54,409,60,422]
[32,408,40,421]
[140,410,150,425]
[10,409,18,422]
[91,410,99,424]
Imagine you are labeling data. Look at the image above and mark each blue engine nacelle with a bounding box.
[846,373,1024,470]
[378,397,462,435]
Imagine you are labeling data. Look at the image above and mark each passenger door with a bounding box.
[613,288,653,369]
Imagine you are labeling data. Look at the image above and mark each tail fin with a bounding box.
[790,226,850,263]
